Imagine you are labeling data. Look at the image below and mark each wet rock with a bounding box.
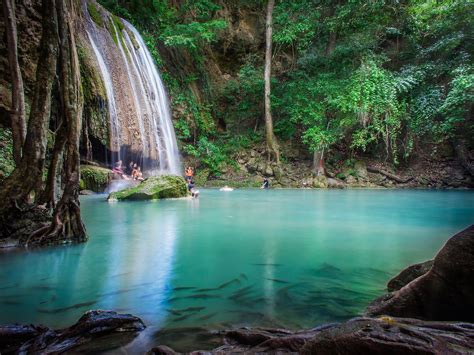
[0,324,47,353]
[367,225,474,322]
[79,189,96,195]
[108,175,188,201]
[0,311,145,354]
[387,260,433,292]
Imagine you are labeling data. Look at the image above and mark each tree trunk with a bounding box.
[313,149,325,176]
[2,0,26,165]
[0,0,59,213]
[312,35,338,175]
[45,0,86,242]
[39,121,67,208]
[264,0,279,163]
[325,31,337,56]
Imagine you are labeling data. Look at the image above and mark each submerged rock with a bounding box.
[387,259,434,292]
[0,310,145,354]
[108,175,188,201]
[367,225,474,322]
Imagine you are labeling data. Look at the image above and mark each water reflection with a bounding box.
[0,190,473,352]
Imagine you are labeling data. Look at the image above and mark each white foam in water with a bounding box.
[105,179,138,194]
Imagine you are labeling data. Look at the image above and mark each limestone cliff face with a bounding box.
[1,0,181,174]
[0,0,110,158]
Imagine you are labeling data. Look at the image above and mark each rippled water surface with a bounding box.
[1,189,473,351]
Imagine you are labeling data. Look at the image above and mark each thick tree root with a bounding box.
[367,166,413,183]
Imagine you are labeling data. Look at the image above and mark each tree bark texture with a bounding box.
[312,34,337,175]
[264,0,279,163]
[0,0,59,212]
[0,0,86,245]
[2,0,26,165]
[44,0,86,242]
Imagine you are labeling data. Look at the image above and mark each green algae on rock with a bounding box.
[108,175,188,201]
[80,165,112,192]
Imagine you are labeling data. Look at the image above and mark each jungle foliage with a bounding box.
[99,0,473,173]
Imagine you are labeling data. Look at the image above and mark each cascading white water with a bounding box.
[122,23,181,175]
[86,31,121,162]
[83,1,181,175]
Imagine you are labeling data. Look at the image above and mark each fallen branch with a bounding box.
[367,166,413,184]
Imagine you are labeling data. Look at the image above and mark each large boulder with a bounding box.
[80,165,112,192]
[367,225,474,321]
[108,175,188,201]
[387,260,434,292]
[0,310,145,354]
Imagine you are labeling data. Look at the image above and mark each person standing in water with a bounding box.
[261,177,269,189]
[185,167,194,182]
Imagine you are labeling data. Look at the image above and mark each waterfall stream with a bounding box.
[83,1,181,175]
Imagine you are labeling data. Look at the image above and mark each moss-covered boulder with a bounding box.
[80,165,112,192]
[108,175,188,201]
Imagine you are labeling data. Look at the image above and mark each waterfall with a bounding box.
[82,1,181,176]
[86,31,121,162]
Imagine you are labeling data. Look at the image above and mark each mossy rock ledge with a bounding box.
[108,175,189,201]
[80,165,113,192]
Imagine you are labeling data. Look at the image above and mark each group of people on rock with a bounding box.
[112,160,144,181]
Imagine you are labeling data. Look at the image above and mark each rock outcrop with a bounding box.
[387,259,433,292]
[108,175,188,201]
[367,225,474,322]
[80,165,112,192]
[0,310,145,354]
[148,318,474,354]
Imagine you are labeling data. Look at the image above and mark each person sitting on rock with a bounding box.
[113,160,124,176]
[131,164,138,180]
[136,166,144,181]
[261,177,269,189]
[128,161,135,175]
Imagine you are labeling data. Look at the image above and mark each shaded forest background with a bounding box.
[95,0,473,182]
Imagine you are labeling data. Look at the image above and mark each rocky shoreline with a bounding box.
[184,144,474,189]
[1,225,473,354]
